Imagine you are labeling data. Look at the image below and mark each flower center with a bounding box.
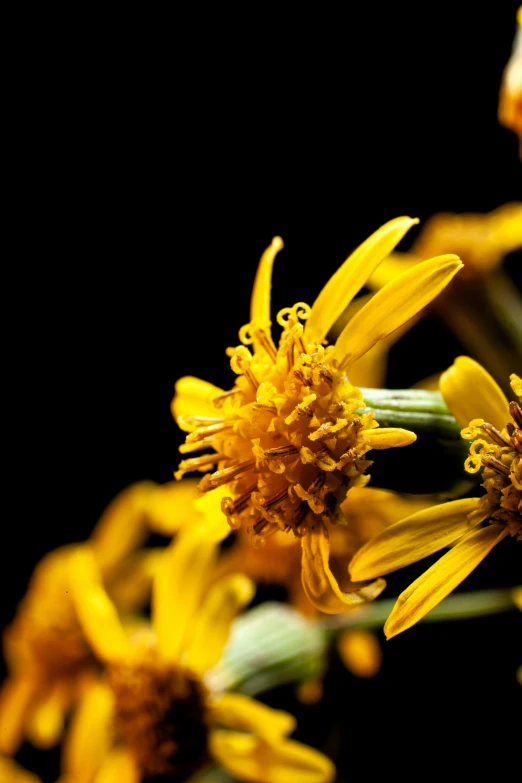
[462,374,522,541]
[109,657,209,780]
[4,552,93,680]
[176,303,379,543]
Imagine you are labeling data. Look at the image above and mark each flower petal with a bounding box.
[152,512,230,662]
[90,481,156,576]
[92,748,139,783]
[0,756,42,783]
[250,236,284,323]
[61,681,114,783]
[144,479,202,535]
[25,683,69,749]
[69,549,133,663]
[171,376,225,422]
[301,521,386,614]
[361,427,417,449]
[333,254,463,368]
[365,251,422,291]
[305,217,419,343]
[349,498,483,581]
[184,574,255,675]
[384,524,508,638]
[337,629,382,678]
[439,355,510,430]
[211,693,296,741]
[0,675,38,755]
[210,729,336,783]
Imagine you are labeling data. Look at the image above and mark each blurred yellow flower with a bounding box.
[0,481,179,755]
[499,6,522,156]
[172,218,462,613]
[61,502,335,783]
[349,358,521,638]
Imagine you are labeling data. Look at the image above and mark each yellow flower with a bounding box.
[0,481,181,755]
[172,217,462,613]
[349,358,521,638]
[61,503,336,783]
[498,6,522,157]
[335,202,522,390]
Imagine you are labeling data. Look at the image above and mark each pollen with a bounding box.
[462,374,522,540]
[177,303,380,543]
[109,656,209,781]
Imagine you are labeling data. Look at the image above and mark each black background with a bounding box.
[4,5,521,782]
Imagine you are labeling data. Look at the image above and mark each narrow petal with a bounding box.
[25,683,68,748]
[349,498,483,581]
[171,376,225,422]
[439,355,510,430]
[0,675,38,755]
[333,254,463,368]
[93,748,139,783]
[184,574,255,674]
[305,217,419,343]
[61,681,114,783]
[301,522,386,614]
[0,757,42,783]
[103,548,164,614]
[365,251,422,291]
[385,524,508,638]
[361,427,417,449]
[250,236,284,323]
[211,693,296,741]
[144,479,202,535]
[513,586,522,611]
[152,513,230,662]
[210,729,336,783]
[69,549,133,663]
[90,481,156,576]
[337,629,382,678]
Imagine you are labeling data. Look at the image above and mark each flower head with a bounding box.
[349,358,521,638]
[173,218,463,612]
[63,501,336,783]
[0,481,180,755]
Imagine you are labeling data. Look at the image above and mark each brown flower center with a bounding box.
[109,658,209,780]
[176,304,378,544]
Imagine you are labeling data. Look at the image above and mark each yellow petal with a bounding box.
[365,251,422,291]
[25,683,68,748]
[341,486,435,532]
[250,236,284,323]
[439,355,510,430]
[93,748,139,783]
[105,548,164,613]
[512,586,522,611]
[90,481,156,576]
[152,513,230,662]
[384,524,508,639]
[305,217,419,343]
[0,675,38,755]
[0,756,42,783]
[211,693,296,741]
[184,574,255,674]
[333,254,463,368]
[143,479,202,535]
[301,521,386,614]
[210,729,336,783]
[171,376,225,422]
[61,681,114,783]
[349,498,483,581]
[337,629,382,678]
[69,549,133,663]
[361,427,417,449]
